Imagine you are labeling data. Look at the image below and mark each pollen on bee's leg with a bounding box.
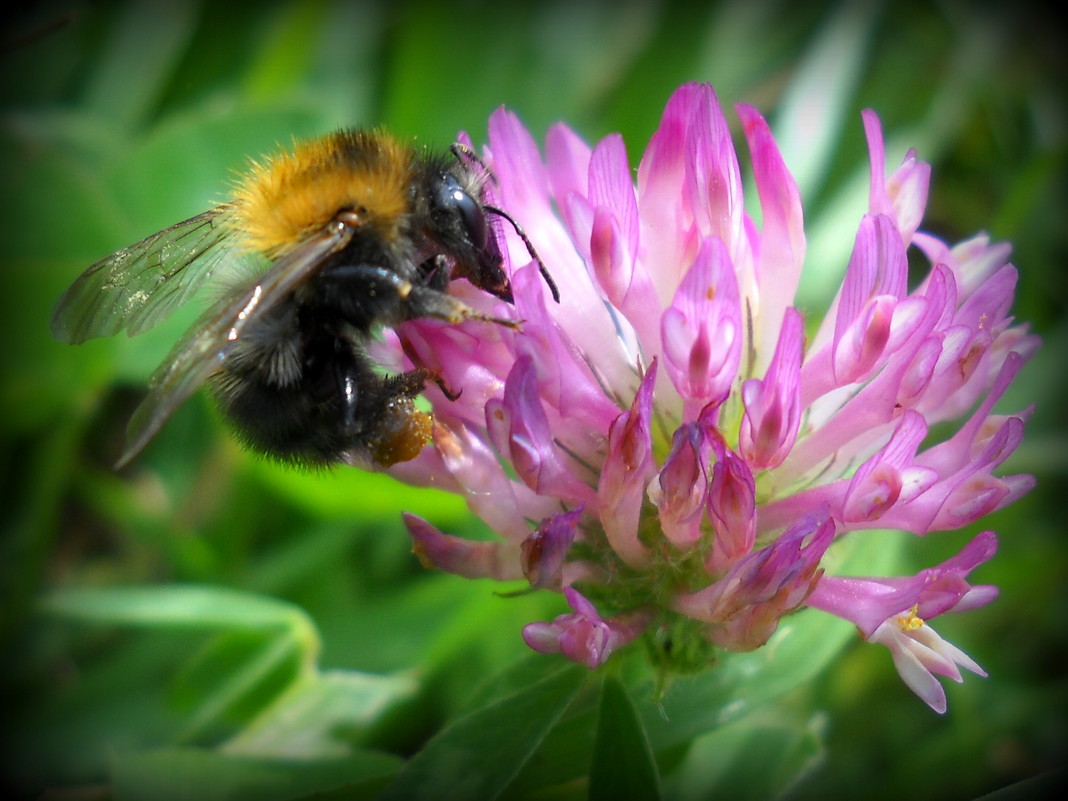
[369,397,433,467]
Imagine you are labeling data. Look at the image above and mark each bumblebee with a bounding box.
[51,129,558,468]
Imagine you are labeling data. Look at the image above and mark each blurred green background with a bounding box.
[1,1,1065,799]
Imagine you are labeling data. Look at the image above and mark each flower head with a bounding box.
[383,83,1037,711]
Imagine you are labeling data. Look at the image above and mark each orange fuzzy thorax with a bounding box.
[229,130,414,256]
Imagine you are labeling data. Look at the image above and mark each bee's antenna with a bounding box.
[484,205,560,304]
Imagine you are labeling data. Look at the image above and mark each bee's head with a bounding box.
[429,171,513,302]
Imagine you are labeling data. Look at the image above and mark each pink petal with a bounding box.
[405,513,524,580]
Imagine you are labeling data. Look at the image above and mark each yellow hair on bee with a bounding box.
[230,130,414,256]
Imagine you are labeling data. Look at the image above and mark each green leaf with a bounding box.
[666,709,827,801]
[589,676,661,801]
[167,631,309,746]
[41,586,328,746]
[111,746,401,801]
[377,664,587,801]
[221,671,417,759]
[464,652,568,709]
[41,584,317,639]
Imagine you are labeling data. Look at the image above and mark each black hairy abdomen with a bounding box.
[209,302,378,466]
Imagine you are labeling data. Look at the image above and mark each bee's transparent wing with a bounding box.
[51,209,237,344]
[118,221,356,467]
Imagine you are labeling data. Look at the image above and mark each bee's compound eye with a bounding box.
[439,174,487,248]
